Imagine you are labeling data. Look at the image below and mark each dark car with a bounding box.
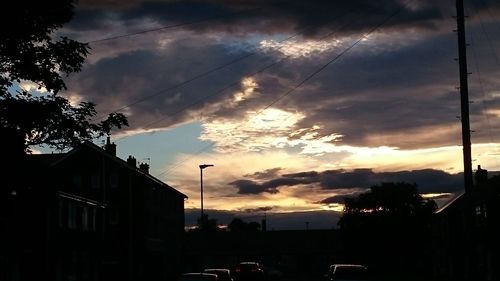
[327,264,370,281]
[204,269,233,281]
[233,262,265,281]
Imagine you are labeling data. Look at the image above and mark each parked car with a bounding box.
[178,273,218,281]
[327,264,370,281]
[233,262,265,281]
[204,268,233,281]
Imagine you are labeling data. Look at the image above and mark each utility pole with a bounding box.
[199,164,214,229]
[456,0,474,194]
[455,1,475,280]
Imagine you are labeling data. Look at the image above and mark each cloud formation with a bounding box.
[70,0,499,37]
[231,168,464,195]
[48,0,500,224]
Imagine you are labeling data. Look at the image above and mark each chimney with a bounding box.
[127,156,137,167]
[104,136,116,156]
[139,163,149,174]
[475,165,488,186]
[261,218,267,232]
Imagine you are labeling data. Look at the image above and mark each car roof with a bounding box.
[179,273,218,281]
[331,264,366,268]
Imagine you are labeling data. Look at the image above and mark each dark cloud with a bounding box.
[64,38,263,131]
[229,176,315,194]
[316,190,369,205]
[244,167,283,180]
[60,0,500,150]
[229,179,277,194]
[231,168,464,195]
[67,0,486,38]
[243,206,274,213]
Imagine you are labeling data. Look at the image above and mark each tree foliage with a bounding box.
[338,182,437,281]
[0,0,127,153]
[228,218,261,232]
[0,92,127,151]
[196,214,220,232]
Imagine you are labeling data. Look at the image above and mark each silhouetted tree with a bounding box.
[197,214,220,232]
[0,0,127,154]
[338,182,437,281]
[228,218,261,232]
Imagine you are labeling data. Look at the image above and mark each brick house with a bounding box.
[1,139,187,281]
[433,166,500,281]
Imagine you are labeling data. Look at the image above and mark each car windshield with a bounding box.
[204,270,231,281]
[239,263,259,271]
[333,266,368,280]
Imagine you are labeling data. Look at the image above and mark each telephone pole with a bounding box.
[455,1,475,280]
[456,0,474,194]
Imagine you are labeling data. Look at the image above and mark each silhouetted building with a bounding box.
[433,166,500,281]
[1,140,186,281]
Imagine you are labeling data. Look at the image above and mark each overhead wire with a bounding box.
[475,0,500,66]
[155,2,409,181]
[111,5,365,143]
[134,6,372,183]
[86,6,264,44]
[466,2,500,170]
[92,5,361,122]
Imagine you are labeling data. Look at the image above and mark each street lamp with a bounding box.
[199,164,214,229]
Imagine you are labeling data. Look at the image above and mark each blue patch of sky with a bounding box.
[115,121,213,177]
[8,81,49,97]
[223,33,292,54]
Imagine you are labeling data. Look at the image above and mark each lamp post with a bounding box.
[199,164,214,229]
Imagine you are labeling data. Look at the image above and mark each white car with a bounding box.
[327,264,369,281]
[204,269,233,281]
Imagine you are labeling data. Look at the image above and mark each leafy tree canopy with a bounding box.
[342,182,437,217]
[196,214,220,232]
[228,218,261,232]
[0,0,127,153]
[337,182,437,281]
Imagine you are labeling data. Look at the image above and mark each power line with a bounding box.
[473,0,500,66]
[467,4,500,170]
[155,2,408,180]
[87,6,264,44]
[113,5,369,144]
[93,5,362,122]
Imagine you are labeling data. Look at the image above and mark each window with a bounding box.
[110,173,119,189]
[82,206,89,231]
[110,209,119,225]
[72,174,82,189]
[68,202,77,230]
[91,173,100,189]
[58,199,65,228]
[91,208,97,232]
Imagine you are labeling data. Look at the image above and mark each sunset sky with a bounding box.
[26,0,500,229]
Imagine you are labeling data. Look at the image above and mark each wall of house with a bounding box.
[2,144,187,281]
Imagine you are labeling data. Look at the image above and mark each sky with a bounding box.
[32,0,500,229]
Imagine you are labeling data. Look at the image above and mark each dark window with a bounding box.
[72,174,82,189]
[82,206,89,231]
[91,173,100,190]
[68,202,77,230]
[110,173,118,189]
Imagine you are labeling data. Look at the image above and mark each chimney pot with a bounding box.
[127,156,137,167]
[139,163,149,174]
[475,165,488,186]
[104,136,116,156]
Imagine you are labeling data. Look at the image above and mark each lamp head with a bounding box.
[199,164,214,169]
